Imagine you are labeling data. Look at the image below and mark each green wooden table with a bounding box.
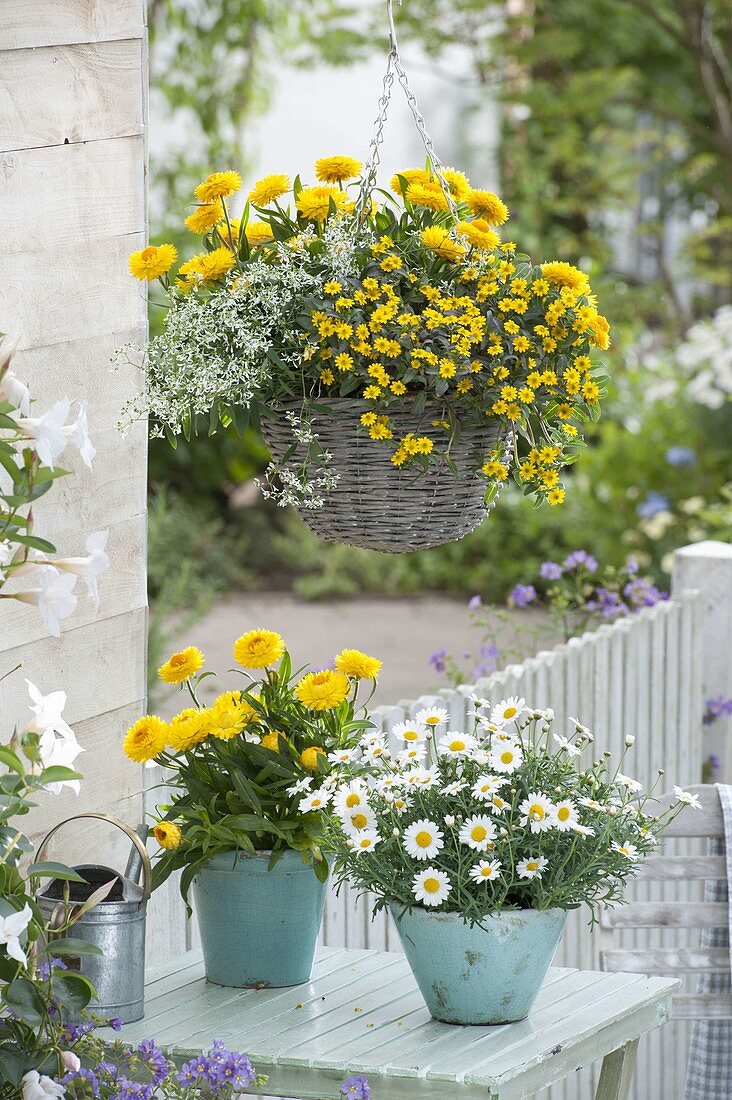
[113,947,678,1099]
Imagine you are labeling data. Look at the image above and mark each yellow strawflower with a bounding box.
[123,716,168,763]
[245,220,274,245]
[540,261,591,295]
[390,168,430,195]
[315,155,362,183]
[233,628,285,669]
[295,669,350,711]
[129,243,177,281]
[261,730,285,752]
[248,173,290,206]
[296,186,352,221]
[456,219,500,251]
[168,707,210,752]
[157,646,205,685]
[216,217,240,247]
[407,181,450,213]
[466,190,509,225]
[420,226,465,263]
[300,746,326,770]
[184,204,222,234]
[335,648,382,680]
[589,312,611,350]
[442,167,471,200]
[194,171,242,203]
[208,691,256,740]
[153,822,182,850]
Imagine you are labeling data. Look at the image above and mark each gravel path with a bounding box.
[159,593,553,716]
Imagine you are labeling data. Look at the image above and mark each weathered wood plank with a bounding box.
[0,1,143,50]
[602,947,730,974]
[595,1039,638,1100]
[0,512,147,651]
[0,233,146,350]
[1,136,145,253]
[606,902,728,929]
[0,40,144,152]
[673,995,732,1019]
[636,855,726,880]
[0,607,147,730]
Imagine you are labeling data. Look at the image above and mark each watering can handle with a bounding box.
[37,812,153,906]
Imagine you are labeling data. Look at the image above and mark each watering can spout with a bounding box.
[124,823,149,887]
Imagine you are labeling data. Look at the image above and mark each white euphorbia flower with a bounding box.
[0,904,33,966]
[25,679,76,740]
[50,530,109,608]
[10,568,77,636]
[21,1071,66,1100]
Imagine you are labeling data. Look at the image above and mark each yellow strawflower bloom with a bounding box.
[335,648,382,680]
[456,219,500,251]
[168,707,210,752]
[315,155,362,183]
[296,186,353,221]
[194,171,242,203]
[442,167,471,200]
[466,190,509,225]
[208,690,254,740]
[300,746,326,770]
[245,220,274,245]
[233,628,285,669]
[390,168,430,195]
[589,312,611,350]
[261,730,285,752]
[540,261,591,295]
[421,226,465,263]
[129,243,177,281]
[123,716,168,763]
[185,204,222,234]
[407,180,450,212]
[157,646,205,685]
[248,173,290,206]
[216,217,240,247]
[296,669,350,711]
[153,822,182,850]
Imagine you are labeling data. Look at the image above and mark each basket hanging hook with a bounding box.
[386,0,401,56]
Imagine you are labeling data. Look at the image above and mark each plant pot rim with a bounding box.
[388,903,568,923]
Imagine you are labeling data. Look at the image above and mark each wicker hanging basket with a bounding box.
[263,400,503,554]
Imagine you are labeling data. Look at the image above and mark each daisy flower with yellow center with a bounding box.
[195,171,242,203]
[414,706,449,729]
[553,800,579,831]
[157,645,205,685]
[488,741,524,774]
[403,819,444,861]
[153,822,182,850]
[519,792,556,833]
[248,173,290,206]
[469,858,502,883]
[123,715,168,763]
[517,856,547,880]
[352,828,381,853]
[295,669,350,711]
[490,697,526,725]
[129,243,177,281]
[233,628,285,669]
[299,790,332,813]
[612,841,640,860]
[412,867,451,906]
[459,815,497,852]
[315,155,362,183]
[341,806,376,834]
[471,773,507,801]
[437,731,479,758]
[335,783,368,814]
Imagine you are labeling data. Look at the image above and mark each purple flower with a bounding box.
[586,587,627,619]
[703,696,732,726]
[109,1016,124,1032]
[509,583,537,608]
[137,1039,169,1085]
[177,1042,256,1094]
[563,550,598,573]
[468,594,482,610]
[61,1067,100,1096]
[429,649,447,674]
[472,644,499,680]
[341,1075,371,1099]
[114,1080,154,1100]
[539,561,563,581]
[665,446,696,467]
[637,492,669,519]
[623,578,667,609]
[624,556,639,575]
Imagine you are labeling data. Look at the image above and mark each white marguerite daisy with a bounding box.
[287,777,313,796]
[298,789,331,813]
[490,697,526,725]
[414,706,449,729]
[553,734,582,758]
[341,805,377,834]
[403,819,444,861]
[673,786,702,809]
[572,822,596,836]
[519,792,556,833]
[393,721,428,744]
[415,766,439,789]
[334,782,368,815]
[472,774,507,801]
[490,728,518,744]
[459,815,497,851]
[579,796,604,811]
[553,800,579,831]
[488,741,524,774]
[441,780,468,796]
[489,794,510,814]
[392,796,412,814]
[568,716,589,734]
[328,748,356,764]
[363,739,390,763]
[612,841,640,860]
[397,744,427,765]
[477,718,506,736]
[352,828,381,852]
[517,856,547,880]
[437,731,478,758]
[469,859,502,883]
[376,774,403,791]
[412,867,452,906]
[616,773,643,793]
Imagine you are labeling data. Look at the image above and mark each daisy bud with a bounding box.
[392,827,400,837]
[500,828,508,837]
[624,735,635,746]
[444,815,455,826]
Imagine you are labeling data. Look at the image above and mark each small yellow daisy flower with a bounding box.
[194,171,242,203]
[314,155,362,183]
[248,173,290,206]
[233,629,285,669]
[157,646,205,685]
[153,822,182,850]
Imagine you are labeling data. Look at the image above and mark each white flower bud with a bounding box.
[60,1052,81,1073]
[624,735,635,746]
[444,815,455,827]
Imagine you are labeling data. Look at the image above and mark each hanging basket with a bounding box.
[262,400,503,554]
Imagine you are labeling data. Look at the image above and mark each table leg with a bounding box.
[595,1038,639,1100]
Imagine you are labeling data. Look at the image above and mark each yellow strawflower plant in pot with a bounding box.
[122,632,380,988]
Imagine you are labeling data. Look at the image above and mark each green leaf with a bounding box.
[27,862,87,883]
[52,971,96,1013]
[37,766,82,786]
[0,746,24,775]
[41,937,103,958]
[4,977,46,1026]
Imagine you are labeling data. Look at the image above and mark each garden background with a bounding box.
[146,0,731,744]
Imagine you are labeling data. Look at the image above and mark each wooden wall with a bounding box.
[0,1,148,866]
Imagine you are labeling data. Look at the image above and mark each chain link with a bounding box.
[355,0,459,222]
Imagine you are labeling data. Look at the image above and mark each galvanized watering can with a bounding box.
[37,812,152,1023]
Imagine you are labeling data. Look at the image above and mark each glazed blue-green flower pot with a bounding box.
[390,905,567,1024]
[193,850,328,988]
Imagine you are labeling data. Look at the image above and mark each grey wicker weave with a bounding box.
[262,399,504,554]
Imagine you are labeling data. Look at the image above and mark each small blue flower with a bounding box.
[509,583,537,608]
[665,446,696,467]
[429,649,447,673]
[636,492,670,519]
[539,561,563,580]
[341,1074,371,1099]
[563,550,598,573]
[468,594,482,610]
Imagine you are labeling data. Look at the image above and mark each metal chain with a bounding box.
[355,0,460,223]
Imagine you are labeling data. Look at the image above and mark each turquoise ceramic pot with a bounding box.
[390,905,567,1024]
[193,850,327,988]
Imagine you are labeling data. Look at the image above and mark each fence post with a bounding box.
[672,540,732,781]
